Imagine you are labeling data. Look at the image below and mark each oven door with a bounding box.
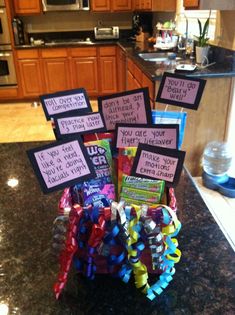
[0,51,17,86]
[42,0,81,11]
[0,7,11,45]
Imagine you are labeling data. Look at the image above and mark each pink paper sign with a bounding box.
[131,144,186,187]
[161,77,200,104]
[45,93,88,115]
[55,112,105,137]
[156,73,206,110]
[28,139,95,193]
[98,88,152,130]
[136,150,178,182]
[116,124,179,149]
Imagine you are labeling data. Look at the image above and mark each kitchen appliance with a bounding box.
[0,49,17,86]
[0,0,17,86]
[42,0,89,12]
[12,18,25,45]
[0,0,11,46]
[94,26,119,40]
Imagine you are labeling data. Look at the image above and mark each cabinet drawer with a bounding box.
[70,47,97,57]
[99,46,116,56]
[16,49,39,59]
[41,48,68,58]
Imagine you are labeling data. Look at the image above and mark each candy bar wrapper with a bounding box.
[84,139,114,183]
[118,147,137,197]
[83,180,116,207]
[121,175,165,194]
[83,132,116,153]
[120,186,162,204]
[120,197,159,207]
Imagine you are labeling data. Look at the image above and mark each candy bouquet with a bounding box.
[28,74,206,302]
[51,135,182,301]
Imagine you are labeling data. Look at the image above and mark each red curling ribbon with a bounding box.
[54,204,83,299]
[58,188,72,215]
[88,215,106,248]
[169,188,177,212]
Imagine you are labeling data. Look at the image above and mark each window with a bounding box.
[176,0,217,41]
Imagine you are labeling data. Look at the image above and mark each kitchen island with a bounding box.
[0,141,234,315]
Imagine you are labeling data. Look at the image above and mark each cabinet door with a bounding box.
[113,0,132,11]
[183,0,199,8]
[140,0,152,10]
[127,70,135,91]
[18,59,43,97]
[99,56,117,94]
[133,0,141,9]
[42,58,71,94]
[71,57,99,95]
[13,0,41,14]
[91,0,111,11]
[152,0,176,11]
[117,47,126,92]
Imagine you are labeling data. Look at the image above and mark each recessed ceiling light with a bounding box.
[0,303,9,315]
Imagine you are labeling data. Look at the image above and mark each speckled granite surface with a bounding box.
[0,142,235,315]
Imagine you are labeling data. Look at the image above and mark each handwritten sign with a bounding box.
[40,88,92,120]
[98,88,152,130]
[156,73,206,110]
[54,112,106,139]
[131,143,185,187]
[116,123,179,149]
[27,138,95,193]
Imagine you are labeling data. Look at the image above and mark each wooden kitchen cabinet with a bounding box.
[41,48,71,94]
[42,58,71,94]
[91,0,111,11]
[16,49,43,97]
[117,46,126,92]
[92,0,132,11]
[70,47,99,95]
[13,0,42,15]
[113,0,132,11]
[98,46,117,94]
[133,0,176,11]
[184,0,235,10]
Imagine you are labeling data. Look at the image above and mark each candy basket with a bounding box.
[53,184,181,301]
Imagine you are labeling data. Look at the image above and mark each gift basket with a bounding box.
[52,135,182,301]
[29,79,207,302]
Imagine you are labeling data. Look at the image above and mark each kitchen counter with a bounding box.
[0,141,235,315]
[14,36,235,81]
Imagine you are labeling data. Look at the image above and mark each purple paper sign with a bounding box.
[55,112,105,138]
[116,124,179,149]
[98,88,152,131]
[156,73,206,110]
[131,143,186,187]
[27,138,95,193]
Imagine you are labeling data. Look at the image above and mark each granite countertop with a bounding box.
[14,32,235,81]
[0,141,235,315]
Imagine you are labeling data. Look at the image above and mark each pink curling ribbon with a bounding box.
[54,204,83,299]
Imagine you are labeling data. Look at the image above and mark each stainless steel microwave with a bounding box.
[42,0,89,12]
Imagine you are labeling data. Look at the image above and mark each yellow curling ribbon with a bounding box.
[127,205,149,293]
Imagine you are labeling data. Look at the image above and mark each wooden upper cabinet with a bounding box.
[133,0,176,11]
[113,0,132,11]
[91,0,111,11]
[184,0,235,10]
[92,0,132,11]
[183,0,199,8]
[13,0,42,15]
